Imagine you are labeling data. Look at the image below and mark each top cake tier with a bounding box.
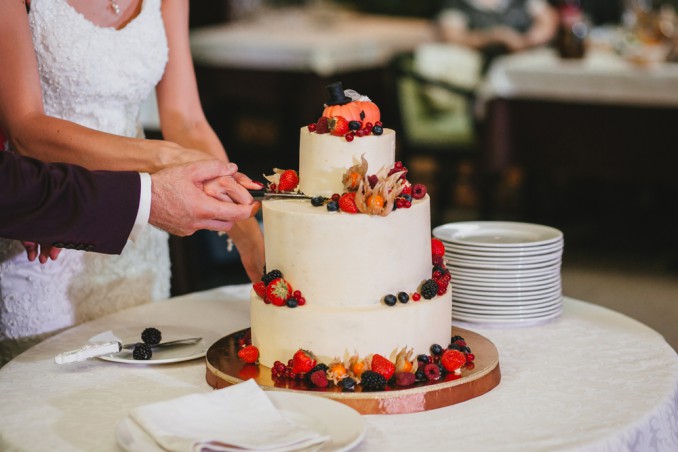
[298,127,396,197]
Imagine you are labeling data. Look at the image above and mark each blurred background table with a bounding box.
[0,285,677,451]
[478,47,678,250]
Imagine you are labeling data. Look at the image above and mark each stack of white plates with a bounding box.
[433,221,564,325]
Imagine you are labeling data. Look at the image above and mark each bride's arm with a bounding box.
[0,0,210,173]
[157,1,266,283]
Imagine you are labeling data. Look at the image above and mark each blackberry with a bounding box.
[397,292,409,303]
[262,269,283,286]
[341,377,357,392]
[311,196,326,207]
[141,327,162,345]
[360,370,386,391]
[420,279,438,300]
[383,294,397,306]
[448,343,464,352]
[451,335,465,342]
[132,343,152,360]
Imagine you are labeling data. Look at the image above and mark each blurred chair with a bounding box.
[393,43,482,225]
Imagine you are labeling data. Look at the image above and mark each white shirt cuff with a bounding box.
[128,172,152,243]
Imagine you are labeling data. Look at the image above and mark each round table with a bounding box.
[0,285,676,451]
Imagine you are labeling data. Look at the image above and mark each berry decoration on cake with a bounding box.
[441,349,466,374]
[237,345,260,364]
[360,370,387,391]
[291,349,317,374]
[371,354,396,380]
[141,327,161,345]
[266,278,293,307]
[264,169,299,193]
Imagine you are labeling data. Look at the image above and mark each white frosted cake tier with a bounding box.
[298,127,396,197]
[251,290,452,367]
[262,196,432,308]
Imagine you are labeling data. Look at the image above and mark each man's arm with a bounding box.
[0,150,140,254]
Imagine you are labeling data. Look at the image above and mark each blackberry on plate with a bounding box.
[420,279,438,300]
[360,370,387,391]
[262,269,283,286]
[141,327,161,345]
[132,343,152,360]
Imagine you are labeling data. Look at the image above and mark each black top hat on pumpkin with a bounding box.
[325,81,352,106]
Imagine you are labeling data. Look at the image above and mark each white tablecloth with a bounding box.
[479,47,678,108]
[189,11,435,76]
[1,285,677,451]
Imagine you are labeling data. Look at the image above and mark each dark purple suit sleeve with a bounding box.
[0,151,142,255]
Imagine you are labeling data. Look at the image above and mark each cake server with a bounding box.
[248,189,311,201]
[54,337,202,364]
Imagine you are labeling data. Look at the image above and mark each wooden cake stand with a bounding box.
[205,327,500,415]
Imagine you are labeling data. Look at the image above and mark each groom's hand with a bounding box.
[149,160,261,236]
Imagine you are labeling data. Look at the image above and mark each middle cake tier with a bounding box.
[261,196,432,307]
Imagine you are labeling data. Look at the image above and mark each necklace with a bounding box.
[110,0,120,14]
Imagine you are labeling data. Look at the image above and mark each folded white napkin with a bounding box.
[129,380,329,452]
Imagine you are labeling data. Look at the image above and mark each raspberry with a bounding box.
[411,183,427,200]
[315,117,329,134]
[423,363,441,381]
[132,343,152,360]
[310,370,328,388]
[360,370,386,391]
[367,175,378,188]
[420,279,439,300]
[394,371,416,386]
[141,327,161,345]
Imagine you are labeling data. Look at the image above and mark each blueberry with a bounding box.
[383,294,397,306]
[430,344,444,356]
[341,377,357,392]
[286,298,298,308]
[311,196,326,207]
[417,354,430,364]
[397,292,409,303]
[348,121,362,131]
[372,125,383,135]
[414,368,426,381]
[402,194,412,202]
[326,200,339,212]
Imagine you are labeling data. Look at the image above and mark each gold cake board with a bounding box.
[205,327,500,415]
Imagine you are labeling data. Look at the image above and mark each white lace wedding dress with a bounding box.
[0,0,171,366]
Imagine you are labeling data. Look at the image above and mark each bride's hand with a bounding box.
[202,173,265,205]
[21,242,62,264]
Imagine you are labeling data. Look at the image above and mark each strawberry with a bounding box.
[266,278,292,306]
[371,354,395,380]
[338,192,358,214]
[315,117,329,134]
[328,116,349,136]
[441,349,466,373]
[292,349,317,374]
[237,345,259,363]
[431,238,445,257]
[277,170,299,192]
[253,281,266,299]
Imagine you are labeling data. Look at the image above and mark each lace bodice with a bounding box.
[29,0,168,137]
[0,0,171,366]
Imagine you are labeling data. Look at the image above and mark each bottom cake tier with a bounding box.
[251,290,452,367]
[206,326,501,415]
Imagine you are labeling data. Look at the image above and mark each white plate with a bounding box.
[449,265,561,278]
[448,259,562,271]
[453,293,562,307]
[453,286,562,302]
[446,250,562,265]
[433,222,563,247]
[116,391,366,452]
[453,280,561,296]
[88,325,218,365]
[453,306,563,323]
[442,242,563,257]
[450,272,561,286]
[453,299,562,314]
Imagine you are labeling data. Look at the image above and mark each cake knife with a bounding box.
[248,189,311,201]
[54,337,202,364]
